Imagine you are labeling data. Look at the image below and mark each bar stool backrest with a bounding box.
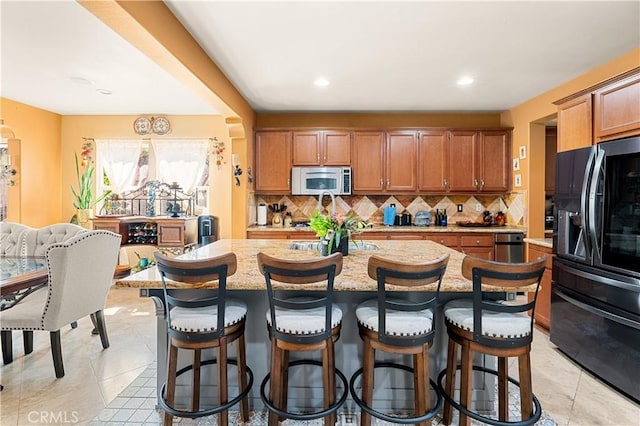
[257,252,343,345]
[154,251,237,342]
[367,254,449,346]
[460,256,546,348]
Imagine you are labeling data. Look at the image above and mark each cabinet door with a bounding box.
[557,94,592,152]
[157,222,184,246]
[323,131,351,165]
[352,132,385,192]
[528,245,553,330]
[255,131,292,193]
[593,72,640,142]
[479,131,510,192]
[425,234,459,248]
[418,130,449,191]
[292,131,321,165]
[386,131,417,191]
[449,131,479,192]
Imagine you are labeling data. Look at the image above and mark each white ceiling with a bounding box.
[2,1,639,116]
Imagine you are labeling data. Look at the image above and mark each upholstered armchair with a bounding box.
[22,223,88,257]
[0,230,121,378]
[0,222,30,256]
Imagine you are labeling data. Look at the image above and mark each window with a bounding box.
[96,139,210,216]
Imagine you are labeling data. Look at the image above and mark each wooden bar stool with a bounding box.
[349,254,449,426]
[437,256,546,426]
[154,252,253,426]
[257,252,348,426]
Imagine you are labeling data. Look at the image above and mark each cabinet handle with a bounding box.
[476,239,480,245]
[481,179,485,188]
[317,155,320,162]
[380,179,384,188]
[443,179,448,189]
[287,178,290,188]
[474,178,478,188]
[386,179,390,188]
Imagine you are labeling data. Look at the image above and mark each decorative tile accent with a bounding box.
[253,193,526,226]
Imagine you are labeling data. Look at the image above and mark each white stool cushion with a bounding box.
[266,297,342,335]
[169,299,247,333]
[444,298,531,339]
[356,298,434,336]
[0,287,49,330]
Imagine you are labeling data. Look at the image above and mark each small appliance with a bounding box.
[414,211,432,226]
[291,167,351,195]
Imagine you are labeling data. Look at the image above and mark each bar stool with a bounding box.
[154,252,253,426]
[257,252,348,426]
[437,256,546,426]
[349,254,449,426]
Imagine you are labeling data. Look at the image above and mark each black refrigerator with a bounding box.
[551,136,640,403]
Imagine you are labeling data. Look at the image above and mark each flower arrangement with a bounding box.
[308,211,367,253]
[71,141,110,210]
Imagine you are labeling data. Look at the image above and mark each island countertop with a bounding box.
[116,239,525,293]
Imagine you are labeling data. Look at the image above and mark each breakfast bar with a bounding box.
[116,239,520,415]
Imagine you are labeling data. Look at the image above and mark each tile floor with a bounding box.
[1,287,639,425]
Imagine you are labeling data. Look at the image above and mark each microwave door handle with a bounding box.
[587,149,605,261]
[580,147,597,258]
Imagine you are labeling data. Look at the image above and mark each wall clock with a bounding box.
[133,117,151,135]
[152,117,171,135]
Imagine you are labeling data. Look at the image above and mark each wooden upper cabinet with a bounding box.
[386,131,417,191]
[418,130,449,191]
[292,130,351,166]
[448,131,478,192]
[323,131,351,165]
[352,131,385,192]
[479,130,510,192]
[557,93,592,152]
[593,72,640,142]
[255,131,292,193]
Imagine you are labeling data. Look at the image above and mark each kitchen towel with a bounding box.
[257,204,267,226]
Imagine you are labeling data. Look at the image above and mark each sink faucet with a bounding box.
[317,190,336,215]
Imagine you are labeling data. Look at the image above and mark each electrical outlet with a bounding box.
[475,204,482,211]
[457,204,463,212]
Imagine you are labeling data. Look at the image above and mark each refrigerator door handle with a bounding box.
[587,149,605,261]
[554,286,640,331]
[556,260,640,292]
[580,147,597,260]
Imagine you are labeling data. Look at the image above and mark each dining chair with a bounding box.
[154,251,252,426]
[257,251,347,426]
[0,230,121,378]
[349,253,449,425]
[437,256,547,426]
[0,222,29,256]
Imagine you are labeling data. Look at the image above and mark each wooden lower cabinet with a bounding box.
[249,230,496,260]
[527,244,553,331]
[92,216,197,252]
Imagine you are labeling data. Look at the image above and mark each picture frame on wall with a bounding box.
[515,174,522,187]
[519,146,527,159]
[513,158,520,171]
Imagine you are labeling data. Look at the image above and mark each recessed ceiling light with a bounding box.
[457,76,474,86]
[96,89,112,95]
[70,76,93,86]
[314,78,330,87]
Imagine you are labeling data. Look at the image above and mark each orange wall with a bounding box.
[60,115,237,238]
[501,47,640,239]
[1,98,62,227]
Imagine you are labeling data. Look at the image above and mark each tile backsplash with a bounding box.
[250,192,526,226]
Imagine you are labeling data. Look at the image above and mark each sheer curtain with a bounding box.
[151,139,209,193]
[96,139,142,194]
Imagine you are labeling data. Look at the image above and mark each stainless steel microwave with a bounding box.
[291,167,352,195]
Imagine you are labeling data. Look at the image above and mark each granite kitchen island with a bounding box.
[116,239,519,415]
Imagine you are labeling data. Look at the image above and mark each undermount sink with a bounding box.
[288,241,379,251]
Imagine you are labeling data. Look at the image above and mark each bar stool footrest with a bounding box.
[260,359,348,421]
[437,364,542,426]
[159,358,254,419]
[350,361,443,424]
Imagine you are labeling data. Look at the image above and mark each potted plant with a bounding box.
[308,211,366,256]
[71,153,110,227]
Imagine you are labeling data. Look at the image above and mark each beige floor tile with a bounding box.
[99,365,150,405]
[568,371,640,426]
